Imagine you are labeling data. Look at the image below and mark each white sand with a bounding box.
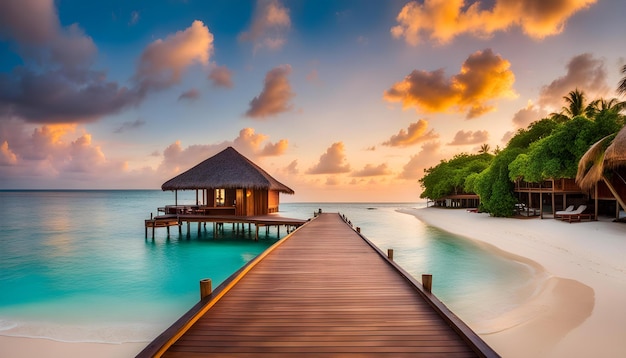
[402,207,626,358]
[3,207,626,357]
[0,336,145,357]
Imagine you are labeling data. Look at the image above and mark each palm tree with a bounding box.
[618,65,626,96]
[478,144,490,154]
[587,98,626,117]
[576,125,626,212]
[550,88,592,121]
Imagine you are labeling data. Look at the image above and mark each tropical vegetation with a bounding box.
[419,87,626,217]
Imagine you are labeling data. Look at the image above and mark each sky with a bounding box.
[0,0,625,202]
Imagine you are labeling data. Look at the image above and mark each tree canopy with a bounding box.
[419,89,625,217]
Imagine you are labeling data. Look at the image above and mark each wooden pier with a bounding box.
[138,213,499,357]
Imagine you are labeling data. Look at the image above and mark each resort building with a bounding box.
[160,146,294,216]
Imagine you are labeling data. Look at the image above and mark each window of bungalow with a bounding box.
[215,189,225,206]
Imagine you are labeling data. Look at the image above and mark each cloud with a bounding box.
[0,141,17,165]
[0,121,127,185]
[398,141,441,180]
[0,4,213,124]
[383,119,439,147]
[178,88,200,101]
[246,64,295,118]
[352,163,391,177]
[538,53,609,109]
[383,49,517,119]
[391,0,597,46]
[114,119,146,133]
[0,0,135,124]
[129,11,140,26]
[448,130,489,145]
[0,0,97,69]
[135,20,214,94]
[260,139,288,156]
[239,0,291,52]
[307,142,351,174]
[325,176,341,186]
[157,127,288,176]
[512,101,547,128]
[209,66,234,88]
[284,160,298,175]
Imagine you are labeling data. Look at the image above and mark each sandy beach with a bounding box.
[402,207,626,358]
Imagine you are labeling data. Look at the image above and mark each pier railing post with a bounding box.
[422,274,432,293]
[200,278,212,299]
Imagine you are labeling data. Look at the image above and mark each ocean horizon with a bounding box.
[0,190,535,344]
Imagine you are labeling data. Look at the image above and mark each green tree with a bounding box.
[474,148,521,217]
[419,153,493,200]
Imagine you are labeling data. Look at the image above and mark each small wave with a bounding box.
[0,319,161,344]
[0,320,18,331]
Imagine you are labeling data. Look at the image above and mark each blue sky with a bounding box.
[0,0,624,201]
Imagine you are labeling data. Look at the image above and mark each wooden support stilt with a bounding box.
[186,222,190,238]
[255,225,259,241]
[200,278,212,299]
[387,249,394,260]
[422,274,433,293]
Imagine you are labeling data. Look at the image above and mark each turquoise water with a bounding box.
[0,191,534,343]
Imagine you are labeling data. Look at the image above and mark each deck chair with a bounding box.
[555,205,575,215]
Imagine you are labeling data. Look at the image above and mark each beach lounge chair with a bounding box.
[555,205,575,215]
[556,205,593,223]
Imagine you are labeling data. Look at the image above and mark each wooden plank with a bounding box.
[139,213,498,358]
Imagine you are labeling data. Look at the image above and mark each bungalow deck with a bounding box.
[137,213,499,357]
[145,210,307,240]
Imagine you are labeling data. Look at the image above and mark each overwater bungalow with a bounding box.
[146,147,304,238]
[160,146,294,216]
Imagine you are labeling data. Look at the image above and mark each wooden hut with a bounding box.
[161,147,294,216]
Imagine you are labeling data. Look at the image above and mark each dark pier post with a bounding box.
[422,274,433,293]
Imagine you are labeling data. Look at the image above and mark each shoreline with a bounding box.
[402,207,626,358]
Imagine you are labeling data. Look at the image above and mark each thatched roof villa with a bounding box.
[161,146,294,216]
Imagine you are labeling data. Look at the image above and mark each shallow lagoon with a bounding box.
[0,191,534,342]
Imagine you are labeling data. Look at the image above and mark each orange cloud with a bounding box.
[135,20,213,93]
[448,130,489,145]
[307,142,351,174]
[0,141,17,165]
[157,127,287,176]
[383,49,516,118]
[352,163,391,177]
[383,119,439,147]
[391,0,597,46]
[260,139,288,156]
[239,0,291,52]
[209,66,234,88]
[246,65,295,118]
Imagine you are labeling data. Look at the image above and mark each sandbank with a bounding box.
[402,207,626,358]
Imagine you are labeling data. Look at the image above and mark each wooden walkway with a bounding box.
[138,213,499,357]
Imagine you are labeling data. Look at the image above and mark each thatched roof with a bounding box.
[576,125,626,190]
[604,125,626,169]
[161,147,294,194]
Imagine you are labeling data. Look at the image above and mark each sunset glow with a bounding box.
[0,0,623,201]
